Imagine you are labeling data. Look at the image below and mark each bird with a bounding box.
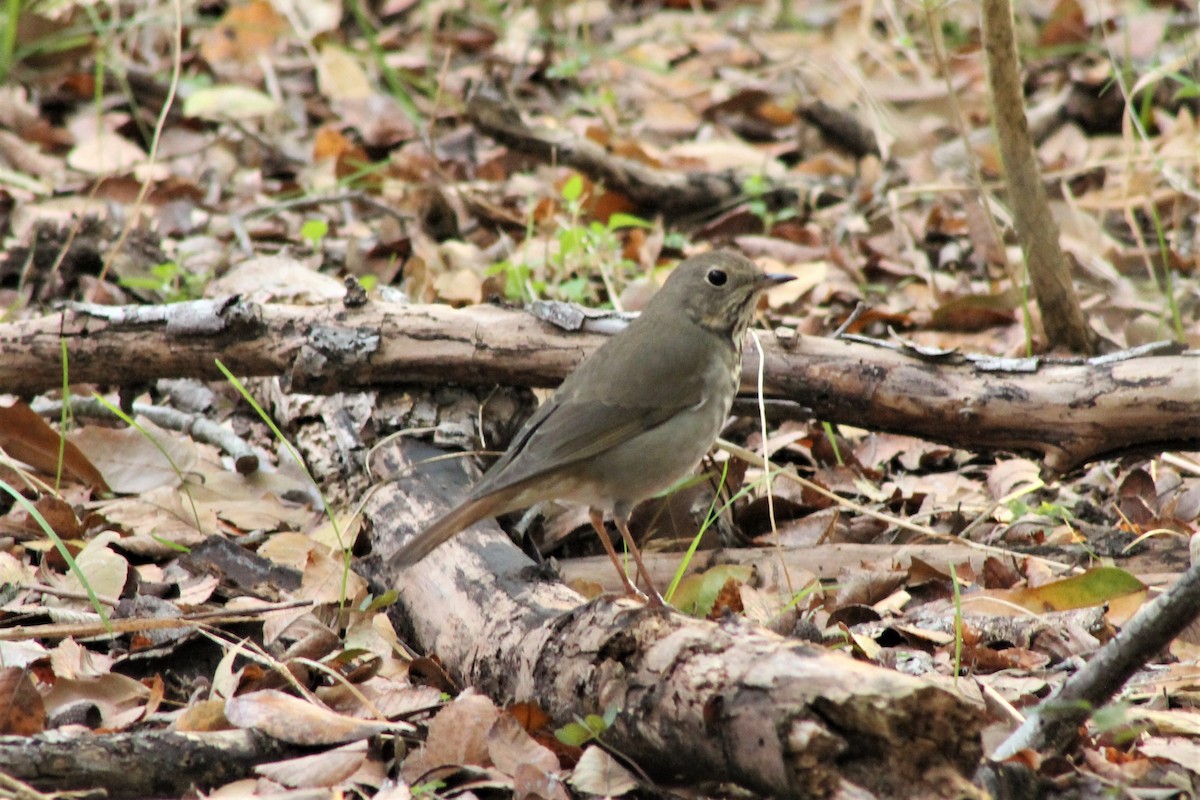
[393,250,794,605]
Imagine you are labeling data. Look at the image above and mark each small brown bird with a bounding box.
[393,251,794,604]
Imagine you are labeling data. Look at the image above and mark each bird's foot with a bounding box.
[615,576,666,608]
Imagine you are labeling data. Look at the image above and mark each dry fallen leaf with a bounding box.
[198,0,285,68]
[70,418,198,494]
[255,740,370,788]
[0,401,108,491]
[487,712,559,776]
[224,689,400,745]
[0,667,46,735]
[172,698,233,732]
[204,255,345,304]
[569,745,639,797]
[404,689,501,781]
[317,45,372,102]
[47,530,128,606]
[41,669,149,730]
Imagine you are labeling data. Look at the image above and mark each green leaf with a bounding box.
[669,565,752,616]
[555,707,618,746]
[561,173,584,202]
[360,590,398,613]
[606,212,651,230]
[1091,701,1130,733]
[301,219,329,246]
[1006,567,1145,612]
[411,779,446,796]
[555,721,594,746]
[558,226,587,255]
[555,276,590,302]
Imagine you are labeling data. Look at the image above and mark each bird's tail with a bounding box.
[391,496,495,567]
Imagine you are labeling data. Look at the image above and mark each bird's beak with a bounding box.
[759,272,796,288]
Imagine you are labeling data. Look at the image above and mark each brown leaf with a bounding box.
[514,761,571,800]
[406,689,500,778]
[198,0,285,66]
[488,713,559,776]
[986,459,1042,502]
[929,291,1018,332]
[2,495,83,542]
[708,577,745,619]
[172,698,233,732]
[45,530,127,606]
[1038,0,1089,47]
[0,401,108,491]
[833,566,907,608]
[1118,468,1159,525]
[0,668,46,735]
[981,556,1021,590]
[204,255,346,305]
[69,419,197,494]
[42,670,149,730]
[507,701,551,734]
[318,677,443,720]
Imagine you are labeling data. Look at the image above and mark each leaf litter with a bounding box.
[0,0,1198,796]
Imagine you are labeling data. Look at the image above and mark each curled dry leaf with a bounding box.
[41,669,149,729]
[48,530,128,605]
[256,740,371,788]
[224,689,400,745]
[986,458,1044,501]
[49,637,114,680]
[318,676,444,720]
[10,495,83,542]
[434,268,484,306]
[0,401,108,491]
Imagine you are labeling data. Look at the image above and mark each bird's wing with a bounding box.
[471,317,721,499]
[469,394,695,499]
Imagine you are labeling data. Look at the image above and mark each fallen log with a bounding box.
[0,729,304,797]
[356,440,984,800]
[1,298,1196,471]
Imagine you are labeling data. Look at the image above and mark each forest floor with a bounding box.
[0,0,1198,797]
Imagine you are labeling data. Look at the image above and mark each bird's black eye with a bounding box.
[706,269,727,287]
